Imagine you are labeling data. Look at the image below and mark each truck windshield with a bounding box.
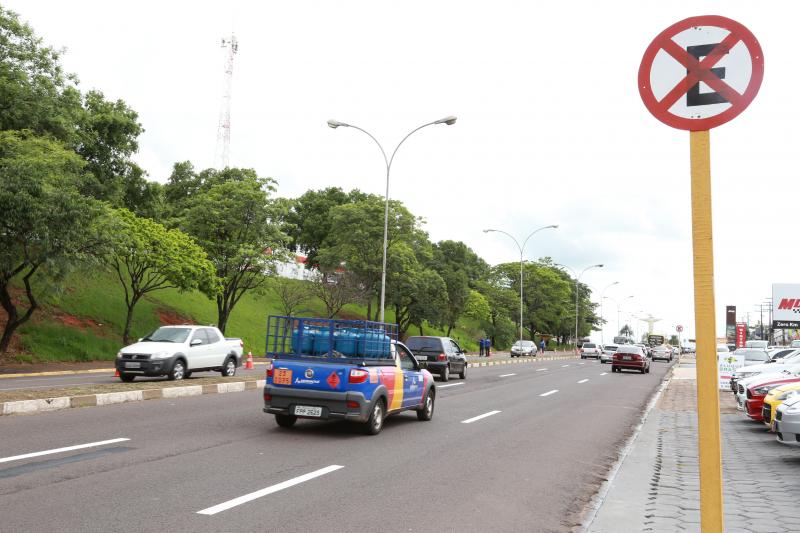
[142,327,191,343]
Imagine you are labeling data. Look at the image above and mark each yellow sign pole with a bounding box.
[690,129,724,532]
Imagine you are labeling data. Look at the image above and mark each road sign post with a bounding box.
[639,15,763,533]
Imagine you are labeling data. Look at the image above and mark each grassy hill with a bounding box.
[8,267,484,363]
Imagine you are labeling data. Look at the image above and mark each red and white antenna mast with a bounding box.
[214,34,238,169]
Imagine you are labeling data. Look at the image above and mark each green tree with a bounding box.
[105,209,216,344]
[182,170,287,333]
[310,270,364,318]
[474,274,518,349]
[464,289,491,323]
[429,240,488,335]
[0,131,103,353]
[620,324,634,338]
[385,244,448,337]
[270,277,312,317]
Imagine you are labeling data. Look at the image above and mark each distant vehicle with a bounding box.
[612,345,650,374]
[791,340,800,348]
[746,340,769,349]
[405,336,468,381]
[613,336,630,345]
[263,317,436,435]
[727,343,736,352]
[580,342,601,359]
[600,344,618,364]
[509,340,536,358]
[773,394,800,445]
[634,343,651,357]
[652,345,673,362]
[717,344,730,355]
[115,325,243,382]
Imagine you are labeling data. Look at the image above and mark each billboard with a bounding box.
[726,305,736,343]
[736,323,747,348]
[718,351,745,390]
[772,284,800,328]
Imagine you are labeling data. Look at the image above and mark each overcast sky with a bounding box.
[9,0,797,342]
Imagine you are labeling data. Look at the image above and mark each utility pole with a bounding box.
[214,34,238,169]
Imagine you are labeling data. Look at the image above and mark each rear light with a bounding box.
[437,353,446,361]
[346,401,359,409]
[263,391,271,402]
[266,361,273,378]
[349,369,369,384]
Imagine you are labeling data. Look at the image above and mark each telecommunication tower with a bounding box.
[214,34,238,169]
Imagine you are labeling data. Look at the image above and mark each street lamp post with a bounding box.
[483,225,559,344]
[600,281,619,345]
[603,295,634,340]
[327,116,457,323]
[556,264,604,350]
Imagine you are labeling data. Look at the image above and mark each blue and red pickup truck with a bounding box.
[262,316,436,435]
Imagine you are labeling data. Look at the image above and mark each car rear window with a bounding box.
[583,343,596,348]
[617,346,642,354]
[405,337,443,352]
[604,345,618,351]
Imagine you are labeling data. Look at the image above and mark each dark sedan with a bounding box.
[405,336,468,382]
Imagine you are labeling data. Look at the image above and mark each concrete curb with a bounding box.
[1,379,267,417]
[1,355,580,417]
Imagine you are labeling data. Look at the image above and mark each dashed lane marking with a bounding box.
[0,438,130,464]
[536,368,548,372]
[461,410,502,424]
[499,373,516,378]
[540,389,559,397]
[437,382,465,389]
[562,365,570,368]
[578,379,589,384]
[197,465,345,515]
[600,372,608,376]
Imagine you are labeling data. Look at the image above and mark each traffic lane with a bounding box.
[0,366,267,391]
[0,360,669,532]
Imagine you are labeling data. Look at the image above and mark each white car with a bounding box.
[115,325,244,381]
[734,363,800,408]
[600,344,617,364]
[580,342,602,359]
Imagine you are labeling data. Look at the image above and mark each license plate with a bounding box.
[125,362,141,369]
[274,368,292,386]
[294,405,322,417]
[623,355,632,361]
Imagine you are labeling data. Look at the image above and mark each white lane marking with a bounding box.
[198,465,344,515]
[537,368,548,372]
[499,373,516,378]
[579,362,585,365]
[540,389,559,397]
[561,365,570,368]
[600,372,608,376]
[461,410,502,424]
[0,438,130,464]
[578,379,589,384]
[437,382,465,389]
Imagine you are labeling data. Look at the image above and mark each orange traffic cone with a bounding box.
[114,369,120,378]
[245,351,254,370]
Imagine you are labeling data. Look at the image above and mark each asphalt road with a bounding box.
[0,358,672,532]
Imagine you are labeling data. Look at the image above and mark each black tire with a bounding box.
[167,359,186,381]
[440,365,449,382]
[646,366,651,374]
[459,363,467,379]
[417,389,435,421]
[221,357,237,377]
[640,367,645,374]
[184,371,192,379]
[275,414,297,428]
[363,399,385,435]
[119,373,135,383]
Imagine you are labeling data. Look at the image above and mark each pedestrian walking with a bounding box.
[539,339,546,355]
[478,337,485,357]
[485,338,491,357]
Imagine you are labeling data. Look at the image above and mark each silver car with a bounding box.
[600,344,617,364]
[773,394,800,445]
[510,340,536,357]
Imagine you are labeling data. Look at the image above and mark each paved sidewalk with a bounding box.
[586,364,800,532]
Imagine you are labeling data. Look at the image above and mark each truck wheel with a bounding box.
[221,357,236,377]
[275,414,297,428]
[363,399,385,435]
[168,360,186,381]
[119,373,135,383]
[417,389,435,421]
[459,363,467,379]
[440,366,449,382]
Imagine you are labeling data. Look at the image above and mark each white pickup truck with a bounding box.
[115,325,244,382]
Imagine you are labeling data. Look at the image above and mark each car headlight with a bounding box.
[784,402,800,414]
[754,385,778,396]
[116,351,123,359]
[735,372,755,379]
[778,391,799,401]
[150,351,172,359]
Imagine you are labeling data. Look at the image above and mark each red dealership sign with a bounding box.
[735,323,747,348]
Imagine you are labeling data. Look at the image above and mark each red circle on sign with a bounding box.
[677,325,684,333]
[638,15,764,131]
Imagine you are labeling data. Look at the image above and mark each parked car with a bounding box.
[717,344,730,356]
[791,340,800,349]
[600,344,618,364]
[727,343,736,352]
[115,325,243,381]
[405,335,468,381]
[762,382,800,426]
[612,345,650,374]
[731,359,800,394]
[768,348,800,362]
[509,340,536,358]
[772,394,800,445]
[745,340,769,349]
[580,342,602,359]
[263,317,435,435]
[735,364,800,410]
[743,371,800,421]
[651,345,673,362]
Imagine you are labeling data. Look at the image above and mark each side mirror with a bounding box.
[190,339,203,346]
